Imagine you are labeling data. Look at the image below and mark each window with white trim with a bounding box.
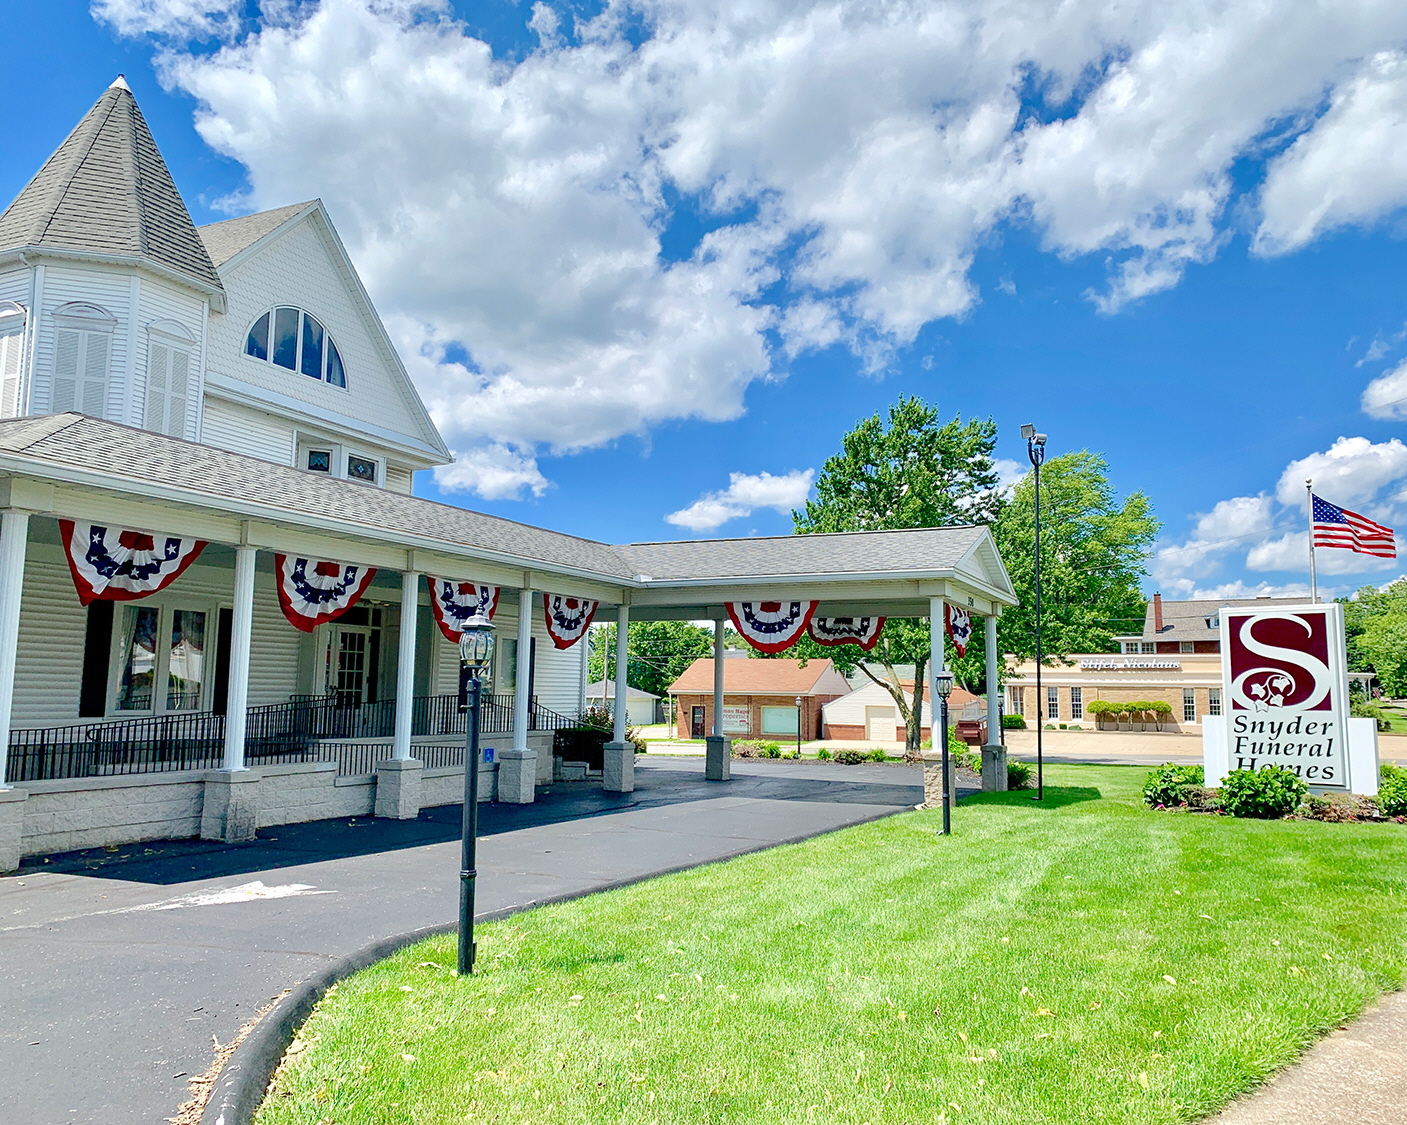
[1046,686,1059,721]
[0,302,26,418]
[112,601,212,714]
[1179,641,1194,654]
[245,307,347,387]
[1070,686,1083,720]
[144,322,196,438]
[1208,687,1222,716]
[1141,642,1156,654]
[1007,686,1023,716]
[1182,688,1197,724]
[51,302,115,416]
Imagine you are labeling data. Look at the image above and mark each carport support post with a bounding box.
[377,570,423,819]
[924,598,955,814]
[981,613,1007,791]
[498,588,537,803]
[205,545,259,844]
[603,604,634,792]
[705,617,730,780]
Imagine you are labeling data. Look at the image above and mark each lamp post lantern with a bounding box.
[1021,423,1047,802]
[456,611,496,976]
[934,668,954,835]
[794,695,803,759]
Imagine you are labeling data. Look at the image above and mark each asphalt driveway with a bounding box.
[0,758,930,1125]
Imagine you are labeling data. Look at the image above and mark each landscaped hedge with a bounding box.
[1380,763,1407,817]
[1001,714,1026,729]
[1088,700,1175,725]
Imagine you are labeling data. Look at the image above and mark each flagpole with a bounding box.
[1306,478,1318,603]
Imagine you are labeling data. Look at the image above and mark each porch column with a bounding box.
[377,569,424,820]
[577,628,588,717]
[705,616,730,780]
[499,587,536,803]
[0,510,27,870]
[924,597,953,812]
[204,545,259,844]
[603,603,634,792]
[981,612,1008,791]
[392,571,419,761]
[221,546,257,772]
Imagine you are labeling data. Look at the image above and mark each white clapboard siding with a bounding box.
[200,397,295,464]
[35,267,132,418]
[12,555,89,727]
[247,571,304,706]
[530,611,586,716]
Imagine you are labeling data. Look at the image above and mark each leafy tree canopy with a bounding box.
[1343,577,1407,695]
[590,620,737,701]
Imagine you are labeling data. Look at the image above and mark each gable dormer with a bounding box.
[196,201,450,492]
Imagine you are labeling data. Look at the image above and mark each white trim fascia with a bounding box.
[0,247,226,312]
[212,202,450,460]
[627,569,1019,606]
[955,528,1017,598]
[203,369,446,464]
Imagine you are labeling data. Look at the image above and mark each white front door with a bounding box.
[328,626,372,706]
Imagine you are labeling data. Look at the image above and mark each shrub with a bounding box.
[953,748,981,772]
[1002,714,1026,729]
[1142,764,1206,808]
[866,748,888,762]
[1220,766,1307,819]
[1351,699,1393,731]
[833,749,867,765]
[1379,763,1407,817]
[757,741,783,759]
[817,747,832,760]
[1007,761,1034,789]
[578,705,613,731]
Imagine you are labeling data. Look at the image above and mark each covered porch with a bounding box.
[0,415,1017,869]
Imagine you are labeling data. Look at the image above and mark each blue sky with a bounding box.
[8,2,1407,600]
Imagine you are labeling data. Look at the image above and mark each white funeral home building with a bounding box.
[0,80,1018,870]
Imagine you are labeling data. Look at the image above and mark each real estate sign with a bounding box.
[722,706,751,733]
[1218,602,1349,789]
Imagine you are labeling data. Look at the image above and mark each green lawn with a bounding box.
[256,766,1407,1125]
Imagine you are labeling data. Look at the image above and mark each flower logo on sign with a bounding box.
[1243,670,1295,711]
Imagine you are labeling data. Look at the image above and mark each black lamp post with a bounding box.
[1021,422,1047,802]
[457,610,496,976]
[934,668,954,835]
[794,695,803,759]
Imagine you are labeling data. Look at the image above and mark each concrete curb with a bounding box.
[200,803,911,1125]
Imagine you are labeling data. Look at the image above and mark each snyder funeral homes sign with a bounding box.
[1203,602,1380,794]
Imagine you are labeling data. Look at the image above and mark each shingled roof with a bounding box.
[0,78,222,293]
[198,201,314,267]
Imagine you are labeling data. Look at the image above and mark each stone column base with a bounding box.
[375,757,423,819]
[0,786,28,873]
[705,735,731,781]
[498,748,537,804]
[921,752,957,810]
[981,744,1009,792]
[201,770,261,843]
[603,741,635,792]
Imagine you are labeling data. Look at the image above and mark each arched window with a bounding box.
[0,301,26,419]
[244,307,347,388]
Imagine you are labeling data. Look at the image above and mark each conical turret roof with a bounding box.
[0,77,223,293]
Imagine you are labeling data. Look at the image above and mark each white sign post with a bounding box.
[1209,602,1371,791]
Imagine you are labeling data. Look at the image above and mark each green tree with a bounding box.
[589,620,721,700]
[793,397,1003,753]
[993,451,1157,664]
[1343,577,1407,694]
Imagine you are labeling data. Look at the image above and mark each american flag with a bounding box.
[1311,494,1397,558]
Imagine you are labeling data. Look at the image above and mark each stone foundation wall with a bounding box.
[19,772,205,857]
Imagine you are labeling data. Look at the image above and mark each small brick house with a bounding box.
[668,658,852,740]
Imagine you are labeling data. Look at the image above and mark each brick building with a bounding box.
[668,658,851,740]
[1005,595,1303,729]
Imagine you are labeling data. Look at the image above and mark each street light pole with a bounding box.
[1021,423,1047,803]
[457,611,496,976]
[795,695,802,759]
[934,669,954,835]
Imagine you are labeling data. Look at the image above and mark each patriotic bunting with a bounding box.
[727,601,818,654]
[945,603,973,657]
[427,577,500,642]
[808,615,885,650]
[543,594,599,649]
[274,554,377,633]
[59,519,206,606]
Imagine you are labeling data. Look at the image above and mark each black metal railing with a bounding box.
[5,693,581,783]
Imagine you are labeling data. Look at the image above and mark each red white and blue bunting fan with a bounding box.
[426,577,500,642]
[59,519,207,606]
[274,554,377,633]
[727,601,819,654]
[945,603,973,657]
[807,615,886,651]
[543,594,599,649]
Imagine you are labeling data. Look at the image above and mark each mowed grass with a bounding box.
[256,766,1407,1125]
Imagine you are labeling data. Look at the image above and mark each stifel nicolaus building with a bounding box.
[1004,593,1304,729]
[0,80,1017,869]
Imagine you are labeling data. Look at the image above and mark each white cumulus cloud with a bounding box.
[1276,436,1407,507]
[665,469,814,532]
[116,0,1407,497]
[1362,359,1407,420]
